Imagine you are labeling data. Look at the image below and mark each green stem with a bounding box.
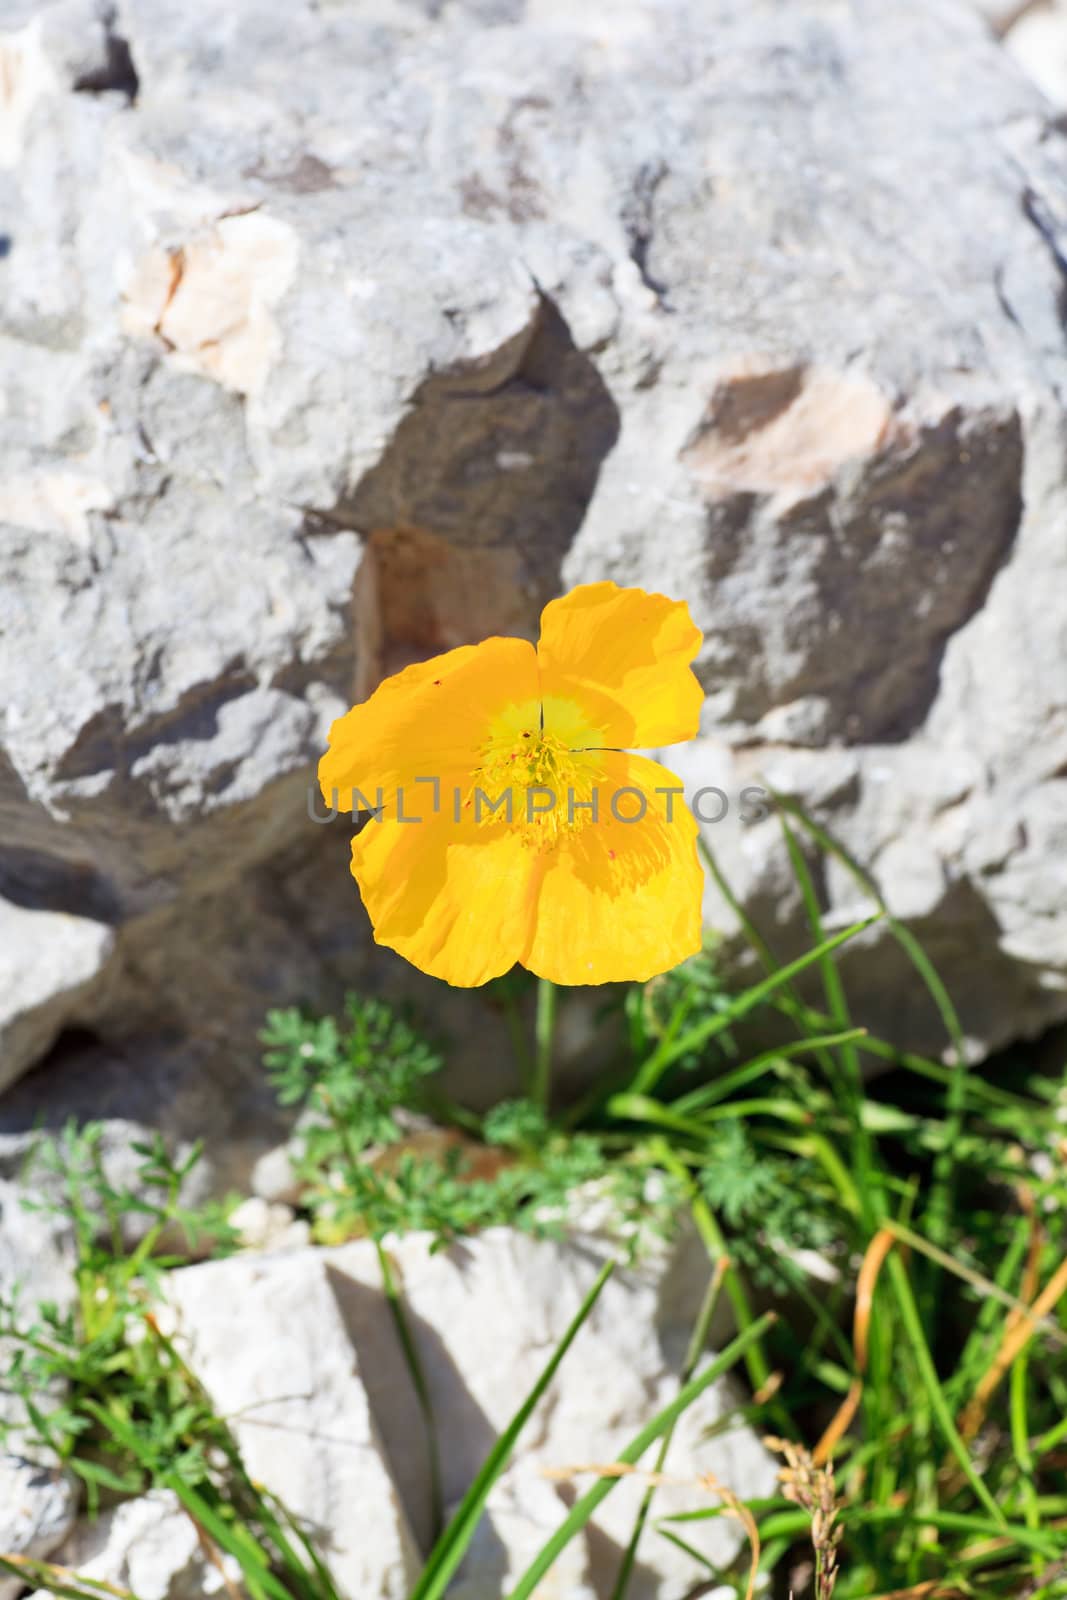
[505,1315,777,1600]
[409,1262,615,1600]
[609,1262,727,1600]
[886,1251,1007,1530]
[655,1140,793,1437]
[533,978,558,1112]
[1010,1348,1041,1573]
[376,1240,445,1541]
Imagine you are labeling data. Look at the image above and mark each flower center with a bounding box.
[471,697,608,850]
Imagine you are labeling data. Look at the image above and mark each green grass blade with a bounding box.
[653,1141,790,1430]
[163,1477,298,1600]
[610,1261,728,1600]
[778,812,883,1228]
[408,1260,615,1600]
[666,1502,1059,1557]
[886,1253,1007,1529]
[505,1313,777,1600]
[1010,1348,1041,1560]
[777,816,856,1072]
[0,1557,140,1600]
[696,834,781,975]
[630,914,881,1094]
[533,977,558,1112]
[771,795,968,1252]
[238,1485,342,1600]
[652,1526,720,1574]
[376,1239,444,1542]
[695,833,852,1088]
[670,1029,868,1115]
[607,1092,810,1138]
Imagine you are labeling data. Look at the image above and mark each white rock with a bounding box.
[0,902,117,1095]
[0,471,112,543]
[166,1250,420,1600]
[965,0,1043,35]
[0,1179,76,1442]
[1005,1,1067,103]
[0,20,59,171]
[0,1179,74,1315]
[40,1490,236,1600]
[250,1143,302,1206]
[445,1463,597,1600]
[0,1455,77,1600]
[120,214,300,398]
[227,1195,310,1252]
[328,1228,777,1600]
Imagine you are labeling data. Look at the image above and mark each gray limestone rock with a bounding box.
[2,0,1067,1167]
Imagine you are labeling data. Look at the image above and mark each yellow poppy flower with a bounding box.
[318,582,705,988]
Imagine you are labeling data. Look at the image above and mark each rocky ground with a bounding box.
[4,0,1067,1594]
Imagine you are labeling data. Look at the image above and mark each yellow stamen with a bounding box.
[471,698,606,849]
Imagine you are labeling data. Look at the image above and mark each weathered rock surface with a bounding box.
[966,0,1043,37]
[0,1178,75,1318]
[0,903,118,1095]
[326,1225,773,1599]
[0,1184,76,1600]
[1003,1,1067,103]
[445,1463,598,1600]
[226,1193,310,1252]
[2,0,1067,1162]
[0,1178,76,1465]
[165,1249,422,1600]
[37,1491,238,1600]
[140,1222,767,1598]
[0,1455,78,1600]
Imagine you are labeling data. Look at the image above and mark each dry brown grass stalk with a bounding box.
[765,1436,843,1600]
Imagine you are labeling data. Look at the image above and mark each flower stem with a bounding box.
[533,977,558,1112]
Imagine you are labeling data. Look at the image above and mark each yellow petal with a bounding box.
[523,751,703,985]
[319,636,537,812]
[536,582,704,748]
[351,789,545,987]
